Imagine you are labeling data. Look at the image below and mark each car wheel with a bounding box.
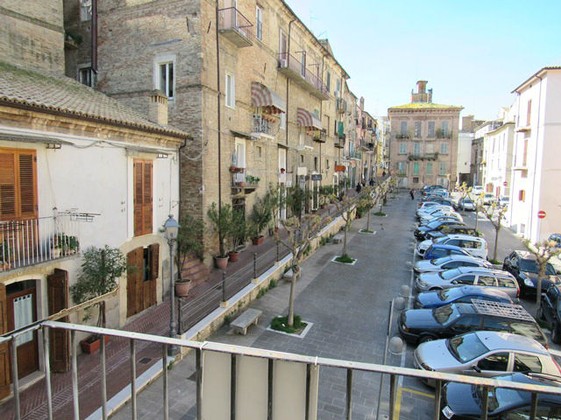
[552,323,561,344]
[418,335,436,344]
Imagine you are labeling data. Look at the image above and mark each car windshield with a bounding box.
[431,256,453,266]
[519,258,556,275]
[439,269,463,280]
[463,199,473,204]
[437,288,464,301]
[448,334,489,363]
[432,304,461,325]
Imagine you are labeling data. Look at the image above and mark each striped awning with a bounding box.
[297,108,322,130]
[251,82,286,114]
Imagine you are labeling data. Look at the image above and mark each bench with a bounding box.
[231,308,263,335]
[332,234,344,244]
[283,269,294,281]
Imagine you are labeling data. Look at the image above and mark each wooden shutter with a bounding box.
[0,149,37,220]
[0,151,16,218]
[126,248,144,317]
[19,153,37,218]
[134,161,143,236]
[133,161,153,236]
[143,162,153,234]
[0,284,11,399]
[144,243,159,309]
[47,269,70,373]
[149,243,159,281]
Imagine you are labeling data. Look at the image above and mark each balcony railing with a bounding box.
[252,114,274,136]
[4,320,561,419]
[436,128,453,139]
[1,214,81,272]
[278,52,329,100]
[218,7,253,47]
[311,129,327,143]
[336,98,347,114]
[408,153,439,161]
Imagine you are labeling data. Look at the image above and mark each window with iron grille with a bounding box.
[256,5,263,40]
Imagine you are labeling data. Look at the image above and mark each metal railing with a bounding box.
[252,114,274,135]
[3,320,561,419]
[217,7,254,39]
[278,52,329,96]
[0,213,81,272]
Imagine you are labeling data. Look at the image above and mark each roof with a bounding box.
[473,331,547,354]
[388,102,463,111]
[0,61,187,139]
[511,66,561,93]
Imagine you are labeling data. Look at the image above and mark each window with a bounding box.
[133,160,153,236]
[514,354,542,373]
[279,30,288,61]
[80,0,92,21]
[335,78,341,96]
[441,121,449,136]
[413,143,421,155]
[256,5,263,40]
[400,121,408,136]
[300,51,306,77]
[399,143,407,155]
[519,190,525,202]
[456,275,476,285]
[326,71,331,92]
[522,139,528,166]
[413,177,419,183]
[477,353,509,371]
[439,162,447,176]
[414,121,421,138]
[78,66,94,87]
[225,73,235,108]
[314,157,318,171]
[413,162,419,176]
[428,121,435,137]
[157,61,174,99]
[526,99,532,126]
[440,142,449,154]
[426,162,433,174]
[279,112,286,130]
[397,162,406,175]
[233,140,246,168]
[478,276,495,286]
[0,149,37,220]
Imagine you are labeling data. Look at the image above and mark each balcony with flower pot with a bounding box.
[231,173,259,196]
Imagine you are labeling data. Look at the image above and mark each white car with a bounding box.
[471,185,484,196]
[413,255,493,274]
[419,210,463,225]
[414,331,560,387]
[417,204,452,218]
[483,193,496,205]
[416,234,488,259]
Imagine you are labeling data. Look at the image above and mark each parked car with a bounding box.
[418,195,453,208]
[419,215,464,228]
[549,233,561,249]
[414,220,466,241]
[414,285,513,309]
[415,267,519,300]
[471,185,484,195]
[440,372,561,419]
[398,300,548,346]
[456,197,476,211]
[483,193,496,205]
[417,203,453,218]
[425,225,481,241]
[498,196,509,208]
[416,234,488,259]
[539,284,561,343]
[422,244,472,260]
[414,331,560,387]
[503,250,561,297]
[419,209,462,225]
[414,255,493,274]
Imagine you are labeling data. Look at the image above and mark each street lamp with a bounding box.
[163,214,180,356]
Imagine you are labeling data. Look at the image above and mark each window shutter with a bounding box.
[149,243,159,281]
[0,284,10,399]
[126,247,144,317]
[47,269,70,373]
[19,153,36,217]
[0,152,16,218]
[143,162,153,234]
[134,162,143,236]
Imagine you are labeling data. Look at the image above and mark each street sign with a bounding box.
[538,210,546,219]
[503,181,508,187]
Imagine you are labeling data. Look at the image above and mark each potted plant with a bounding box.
[249,196,272,245]
[70,245,127,354]
[228,209,246,262]
[0,241,10,271]
[174,213,204,296]
[207,202,233,269]
[51,233,79,257]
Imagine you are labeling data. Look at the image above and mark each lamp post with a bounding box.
[163,214,180,356]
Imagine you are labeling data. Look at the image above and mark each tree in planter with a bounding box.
[175,213,204,285]
[207,202,233,259]
[330,190,361,263]
[228,209,247,258]
[70,245,127,330]
[523,239,561,315]
[248,196,272,243]
[482,202,507,263]
[358,186,378,233]
[264,183,285,234]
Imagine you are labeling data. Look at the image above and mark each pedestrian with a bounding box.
[356,183,362,193]
[369,178,374,186]
[409,188,415,200]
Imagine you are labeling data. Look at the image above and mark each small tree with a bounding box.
[483,202,507,263]
[524,239,561,315]
[248,195,272,240]
[70,245,127,329]
[176,213,204,279]
[207,202,233,258]
[472,191,485,232]
[331,191,360,261]
[229,208,247,251]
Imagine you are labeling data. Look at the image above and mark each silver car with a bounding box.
[414,331,561,387]
[413,255,493,274]
[414,267,520,300]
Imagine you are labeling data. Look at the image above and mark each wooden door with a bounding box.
[47,269,70,372]
[0,284,11,399]
[143,244,158,309]
[7,285,38,378]
[127,247,144,317]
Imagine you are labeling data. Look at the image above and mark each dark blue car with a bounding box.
[414,285,513,309]
[423,244,471,260]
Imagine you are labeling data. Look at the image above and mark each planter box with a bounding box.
[80,335,110,354]
[252,236,265,246]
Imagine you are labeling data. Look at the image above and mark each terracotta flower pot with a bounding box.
[80,335,110,354]
[252,236,265,246]
[175,280,191,297]
[214,255,229,269]
[228,251,239,262]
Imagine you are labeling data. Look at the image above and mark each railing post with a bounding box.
[71,330,80,420]
[389,374,397,420]
[101,334,107,419]
[11,335,20,420]
[43,326,53,420]
[130,340,137,420]
[276,241,279,263]
[222,271,227,304]
[253,252,257,279]
[346,368,353,420]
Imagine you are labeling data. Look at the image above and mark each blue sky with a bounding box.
[284,0,561,121]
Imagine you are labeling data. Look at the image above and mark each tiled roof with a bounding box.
[389,102,463,110]
[0,61,187,138]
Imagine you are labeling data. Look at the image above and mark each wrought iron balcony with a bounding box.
[436,128,453,139]
[218,7,254,47]
[252,114,275,136]
[1,214,81,272]
[336,98,347,114]
[311,129,327,143]
[277,53,329,100]
[407,153,439,161]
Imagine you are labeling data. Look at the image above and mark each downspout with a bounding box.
[91,0,98,73]
[286,19,296,185]
[215,2,223,242]
[177,137,189,216]
[530,75,543,241]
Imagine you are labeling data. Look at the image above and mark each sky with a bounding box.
[283,0,561,121]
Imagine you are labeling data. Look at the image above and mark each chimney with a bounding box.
[428,88,433,103]
[417,80,427,94]
[148,90,168,126]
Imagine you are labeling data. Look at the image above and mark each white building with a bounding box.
[510,66,561,242]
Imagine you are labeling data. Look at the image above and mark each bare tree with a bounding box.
[523,239,561,315]
[483,202,508,263]
[330,191,361,261]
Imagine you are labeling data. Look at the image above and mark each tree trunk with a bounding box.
[493,225,501,262]
[536,264,546,314]
[287,268,299,327]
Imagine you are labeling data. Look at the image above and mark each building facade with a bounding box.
[388,81,463,189]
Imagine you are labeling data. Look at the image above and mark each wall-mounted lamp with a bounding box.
[157,153,168,159]
[46,143,62,150]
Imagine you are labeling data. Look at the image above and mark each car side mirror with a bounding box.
[451,280,458,284]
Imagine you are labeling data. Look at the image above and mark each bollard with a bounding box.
[388,336,404,355]
[394,296,406,310]
[253,252,257,279]
[221,271,226,304]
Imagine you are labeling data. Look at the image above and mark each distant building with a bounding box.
[388,81,463,189]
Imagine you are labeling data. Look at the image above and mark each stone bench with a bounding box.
[230,308,263,335]
[332,234,344,244]
[283,269,294,281]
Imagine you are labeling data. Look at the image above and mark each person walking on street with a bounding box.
[409,188,415,200]
[356,183,362,193]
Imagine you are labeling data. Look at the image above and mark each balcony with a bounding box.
[334,135,345,149]
[408,153,439,161]
[218,7,253,48]
[311,129,327,143]
[395,133,410,139]
[1,214,81,272]
[231,172,259,195]
[436,129,453,139]
[336,98,347,114]
[277,53,329,100]
[252,114,277,138]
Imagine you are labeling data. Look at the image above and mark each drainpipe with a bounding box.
[530,75,543,241]
[215,2,223,235]
[91,0,98,73]
[285,19,296,147]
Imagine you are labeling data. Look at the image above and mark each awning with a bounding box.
[297,108,322,130]
[251,82,286,114]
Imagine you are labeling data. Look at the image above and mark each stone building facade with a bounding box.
[388,81,462,189]
[64,0,358,262]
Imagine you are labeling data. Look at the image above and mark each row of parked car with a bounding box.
[401,186,561,418]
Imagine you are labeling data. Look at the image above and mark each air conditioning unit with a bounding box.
[296,166,307,176]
